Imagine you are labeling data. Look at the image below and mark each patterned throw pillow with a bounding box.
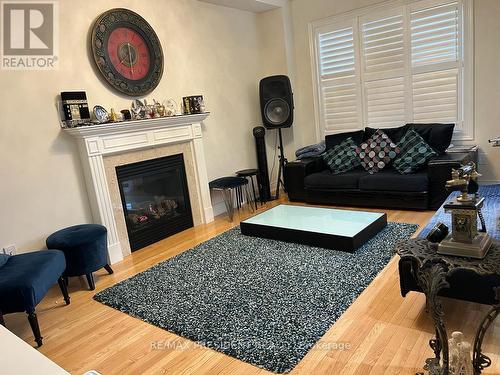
[355,130,400,174]
[322,137,360,174]
[393,129,438,174]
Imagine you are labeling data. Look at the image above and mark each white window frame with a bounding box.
[309,0,474,141]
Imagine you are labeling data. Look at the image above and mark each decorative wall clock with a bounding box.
[91,8,164,96]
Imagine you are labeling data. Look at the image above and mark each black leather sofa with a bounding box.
[284,124,473,210]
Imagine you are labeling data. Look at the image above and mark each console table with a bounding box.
[396,238,499,375]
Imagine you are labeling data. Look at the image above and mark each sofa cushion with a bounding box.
[406,123,454,155]
[322,137,360,174]
[325,130,364,150]
[305,169,367,190]
[0,253,10,268]
[0,250,66,313]
[363,125,409,143]
[394,129,438,174]
[355,130,400,174]
[359,170,429,192]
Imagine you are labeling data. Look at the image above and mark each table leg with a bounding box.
[235,186,241,209]
[250,176,258,210]
[221,189,234,221]
[244,184,255,213]
[416,261,451,375]
[473,288,500,374]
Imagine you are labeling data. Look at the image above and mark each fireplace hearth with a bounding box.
[116,154,193,251]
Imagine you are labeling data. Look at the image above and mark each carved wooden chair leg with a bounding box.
[86,273,96,290]
[57,277,71,305]
[104,264,114,274]
[27,311,43,347]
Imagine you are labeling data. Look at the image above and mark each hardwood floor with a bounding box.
[4,199,499,375]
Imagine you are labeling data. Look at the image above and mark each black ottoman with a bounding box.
[46,224,113,290]
[209,177,254,221]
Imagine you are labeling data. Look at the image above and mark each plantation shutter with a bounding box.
[361,10,407,128]
[411,2,459,66]
[412,69,458,123]
[311,0,470,140]
[316,23,362,133]
[410,1,461,126]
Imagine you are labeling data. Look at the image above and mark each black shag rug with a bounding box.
[94,223,417,373]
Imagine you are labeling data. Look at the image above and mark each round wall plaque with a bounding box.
[91,8,164,96]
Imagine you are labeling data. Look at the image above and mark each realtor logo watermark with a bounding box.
[1,1,59,69]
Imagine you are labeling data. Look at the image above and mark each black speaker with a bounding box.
[253,126,271,201]
[259,75,294,129]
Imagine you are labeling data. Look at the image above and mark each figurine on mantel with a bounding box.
[110,108,119,122]
[131,99,147,119]
[164,99,178,116]
[129,98,181,120]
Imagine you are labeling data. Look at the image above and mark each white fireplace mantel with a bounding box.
[63,113,214,264]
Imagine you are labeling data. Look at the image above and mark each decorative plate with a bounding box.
[91,8,164,96]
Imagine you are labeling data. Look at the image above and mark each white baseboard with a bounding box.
[108,242,123,264]
[212,200,228,217]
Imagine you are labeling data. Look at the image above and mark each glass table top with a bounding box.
[242,204,386,237]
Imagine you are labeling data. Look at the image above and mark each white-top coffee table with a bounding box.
[240,204,387,252]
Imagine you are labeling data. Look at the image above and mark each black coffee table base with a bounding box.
[241,213,387,252]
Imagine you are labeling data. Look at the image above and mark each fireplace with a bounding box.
[63,114,214,263]
[116,153,194,251]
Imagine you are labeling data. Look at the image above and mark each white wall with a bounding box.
[0,0,289,253]
[473,0,500,183]
[257,6,296,187]
[289,0,500,183]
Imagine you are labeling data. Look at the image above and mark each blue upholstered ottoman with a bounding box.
[0,250,70,346]
[46,224,114,290]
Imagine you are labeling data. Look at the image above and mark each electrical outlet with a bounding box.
[3,244,17,255]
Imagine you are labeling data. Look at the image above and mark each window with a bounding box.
[310,0,473,140]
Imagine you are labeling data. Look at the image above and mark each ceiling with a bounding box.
[198,0,284,13]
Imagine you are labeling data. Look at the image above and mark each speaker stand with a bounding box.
[275,128,288,200]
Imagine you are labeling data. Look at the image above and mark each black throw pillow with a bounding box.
[363,124,409,143]
[406,123,455,155]
[325,130,364,150]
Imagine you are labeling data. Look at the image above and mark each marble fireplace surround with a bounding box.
[64,113,214,264]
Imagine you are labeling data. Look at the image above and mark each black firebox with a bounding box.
[116,154,193,252]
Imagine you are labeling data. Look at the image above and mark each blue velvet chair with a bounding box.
[0,250,70,347]
[46,224,113,291]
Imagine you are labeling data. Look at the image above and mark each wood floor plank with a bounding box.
[3,199,499,374]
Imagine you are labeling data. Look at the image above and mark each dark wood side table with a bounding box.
[396,238,499,375]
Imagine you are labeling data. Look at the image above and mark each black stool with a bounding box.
[236,169,259,210]
[209,177,254,221]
